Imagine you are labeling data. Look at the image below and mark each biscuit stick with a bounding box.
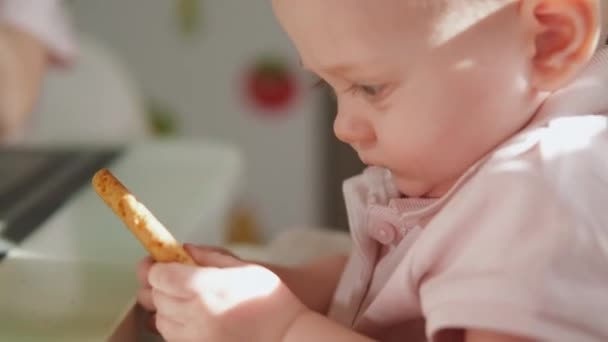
[92,168,195,265]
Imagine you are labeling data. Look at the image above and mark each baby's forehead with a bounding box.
[274,0,510,54]
[429,0,514,45]
[275,0,510,35]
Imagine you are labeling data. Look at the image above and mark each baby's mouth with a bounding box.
[358,154,378,167]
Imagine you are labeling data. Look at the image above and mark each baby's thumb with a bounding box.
[184,244,243,268]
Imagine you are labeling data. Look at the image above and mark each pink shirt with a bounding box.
[329,48,608,342]
[0,0,76,64]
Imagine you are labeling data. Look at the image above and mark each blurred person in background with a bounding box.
[0,0,75,143]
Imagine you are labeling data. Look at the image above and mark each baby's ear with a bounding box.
[521,0,600,91]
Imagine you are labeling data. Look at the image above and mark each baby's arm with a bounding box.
[284,314,533,342]
[284,311,375,342]
[264,254,347,314]
[465,330,532,342]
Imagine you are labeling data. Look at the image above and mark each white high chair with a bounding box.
[227,227,352,266]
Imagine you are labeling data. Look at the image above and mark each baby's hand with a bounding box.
[136,245,241,312]
[137,245,308,342]
[136,256,156,313]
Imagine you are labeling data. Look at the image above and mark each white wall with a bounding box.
[67,0,323,238]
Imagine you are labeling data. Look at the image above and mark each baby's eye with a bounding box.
[348,84,387,99]
[311,77,329,89]
[311,77,336,98]
[358,84,384,97]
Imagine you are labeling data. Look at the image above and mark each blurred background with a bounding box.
[4,0,366,243]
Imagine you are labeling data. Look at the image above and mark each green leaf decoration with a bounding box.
[177,0,201,36]
[145,98,179,136]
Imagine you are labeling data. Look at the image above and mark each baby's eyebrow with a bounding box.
[324,63,359,75]
[299,58,362,75]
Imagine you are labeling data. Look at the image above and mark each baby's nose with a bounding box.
[333,110,376,147]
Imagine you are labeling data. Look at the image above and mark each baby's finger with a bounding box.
[184,243,234,256]
[136,256,155,286]
[136,286,155,312]
[185,244,243,268]
[152,288,191,323]
[149,262,201,298]
[155,313,187,342]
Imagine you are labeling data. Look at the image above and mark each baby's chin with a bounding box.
[392,174,451,199]
[392,176,433,198]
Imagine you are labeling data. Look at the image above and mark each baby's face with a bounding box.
[274,0,542,197]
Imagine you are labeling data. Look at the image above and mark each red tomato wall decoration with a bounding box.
[243,55,298,115]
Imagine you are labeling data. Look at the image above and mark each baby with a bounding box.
[136,0,608,341]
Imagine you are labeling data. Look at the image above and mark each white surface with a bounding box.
[68,1,324,238]
[0,140,241,341]
[228,228,352,266]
